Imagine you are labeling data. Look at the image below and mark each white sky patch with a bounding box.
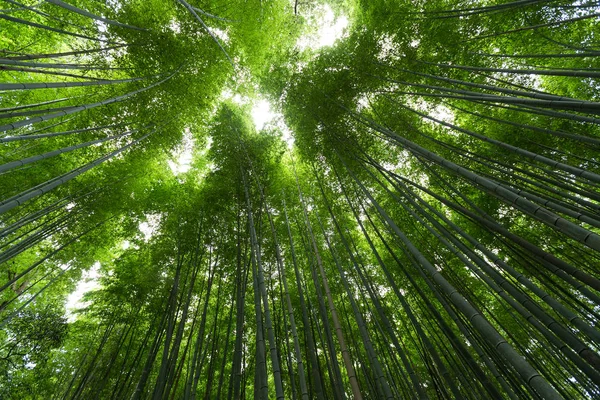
[221,89,251,106]
[280,123,295,149]
[377,34,399,61]
[168,128,194,175]
[121,239,139,251]
[94,21,110,58]
[139,214,161,241]
[65,262,101,322]
[58,262,70,271]
[250,97,296,149]
[95,20,108,33]
[221,89,233,99]
[418,172,430,188]
[220,90,296,148]
[406,97,456,134]
[233,93,246,104]
[252,99,276,130]
[297,5,349,50]
[106,0,122,12]
[210,27,229,43]
[357,94,370,111]
[169,19,181,34]
[429,104,455,124]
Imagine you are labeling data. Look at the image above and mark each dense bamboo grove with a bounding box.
[1,0,599,398]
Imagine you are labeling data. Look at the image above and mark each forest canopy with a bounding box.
[1,0,600,399]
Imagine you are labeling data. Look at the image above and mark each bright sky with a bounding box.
[179,5,350,166]
[210,27,229,43]
[251,99,276,130]
[139,214,162,241]
[297,5,349,50]
[65,262,101,321]
[251,98,296,148]
[257,5,349,146]
[168,128,194,175]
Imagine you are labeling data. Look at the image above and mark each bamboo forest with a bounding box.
[2,0,600,399]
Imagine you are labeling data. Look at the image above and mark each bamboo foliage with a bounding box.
[1,1,599,399]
